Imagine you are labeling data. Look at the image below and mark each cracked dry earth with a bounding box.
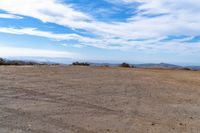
[0,66,200,133]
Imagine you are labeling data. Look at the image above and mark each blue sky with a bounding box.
[0,0,200,65]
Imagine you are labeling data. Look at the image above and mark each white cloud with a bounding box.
[0,13,22,19]
[0,27,200,53]
[0,27,148,49]
[0,47,78,58]
[73,44,84,48]
[0,0,200,52]
[61,43,84,48]
[0,27,96,43]
[0,0,91,28]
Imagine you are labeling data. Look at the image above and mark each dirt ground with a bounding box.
[0,66,200,133]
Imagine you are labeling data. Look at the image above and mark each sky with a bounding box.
[0,0,200,65]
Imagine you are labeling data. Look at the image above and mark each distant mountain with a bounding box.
[89,63,119,67]
[133,63,200,70]
[1,57,200,71]
[89,62,200,70]
[134,63,183,69]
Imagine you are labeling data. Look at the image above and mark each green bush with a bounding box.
[72,62,90,66]
[120,63,134,68]
[0,58,42,65]
[0,58,6,65]
[181,67,191,71]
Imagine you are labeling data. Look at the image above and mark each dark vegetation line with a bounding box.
[71,61,134,68]
[0,58,198,70]
[119,62,135,68]
[71,62,197,70]
[0,58,133,68]
[0,58,49,65]
[72,61,90,66]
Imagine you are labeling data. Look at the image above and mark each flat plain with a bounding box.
[0,66,200,133]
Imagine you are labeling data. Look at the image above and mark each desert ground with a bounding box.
[0,66,200,133]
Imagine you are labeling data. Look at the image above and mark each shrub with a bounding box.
[0,58,6,65]
[72,62,90,66]
[181,67,191,71]
[0,58,43,65]
[120,63,134,68]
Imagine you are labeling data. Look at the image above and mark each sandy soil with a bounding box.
[0,66,200,133]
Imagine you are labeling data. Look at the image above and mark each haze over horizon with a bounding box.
[0,0,200,65]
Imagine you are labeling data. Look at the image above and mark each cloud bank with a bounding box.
[0,13,22,19]
[0,0,200,52]
[0,47,78,58]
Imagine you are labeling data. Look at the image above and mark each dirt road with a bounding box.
[0,66,200,133]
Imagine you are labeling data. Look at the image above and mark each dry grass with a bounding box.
[0,66,200,133]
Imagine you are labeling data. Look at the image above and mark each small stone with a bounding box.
[106,129,111,132]
[179,123,184,126]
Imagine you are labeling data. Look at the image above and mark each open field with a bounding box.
[0,66,200,133]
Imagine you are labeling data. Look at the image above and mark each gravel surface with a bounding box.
[0,66,200,133]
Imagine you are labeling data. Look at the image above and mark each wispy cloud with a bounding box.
[0,13,22,19]
[0,27,199,53]
[0,27,95,43]
[0,0,200,53]
[0,0,91,27]
[0,47,79,58]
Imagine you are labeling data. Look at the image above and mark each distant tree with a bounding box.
[0,58,43,65]
[120,63,134,68]
[72,62,90,66]
[0,58,6,65]
[181,67,191,71]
